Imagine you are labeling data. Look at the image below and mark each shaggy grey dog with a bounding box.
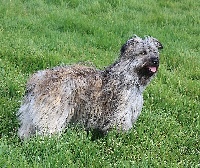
[17,35,163,139]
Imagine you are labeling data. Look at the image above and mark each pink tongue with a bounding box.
[149,67,157,73]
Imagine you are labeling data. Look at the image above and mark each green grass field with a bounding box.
[0,0,199,167]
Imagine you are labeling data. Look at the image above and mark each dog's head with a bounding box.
[120,35,163,85]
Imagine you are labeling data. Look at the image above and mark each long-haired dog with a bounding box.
[17,35,163,139]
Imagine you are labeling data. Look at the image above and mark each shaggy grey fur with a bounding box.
[17,35,163,139]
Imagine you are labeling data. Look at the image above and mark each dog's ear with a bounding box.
[120,35,141,55]
[120,43,127,54]
[144,36,163,50]
[152,38,163,49]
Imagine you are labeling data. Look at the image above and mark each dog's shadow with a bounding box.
[87,128,106,141]
[87,129,122,141]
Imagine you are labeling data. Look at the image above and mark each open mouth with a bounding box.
[148,66,158,73]
[137,57,159,78]
[146,65,158,76]
[138,65,158,78]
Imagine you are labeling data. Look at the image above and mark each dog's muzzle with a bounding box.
[137,56,159,78]
[148,57,159,73]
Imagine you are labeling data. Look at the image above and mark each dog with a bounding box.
[17,35,163,139]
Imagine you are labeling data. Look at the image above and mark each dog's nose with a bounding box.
[151,57,159,66]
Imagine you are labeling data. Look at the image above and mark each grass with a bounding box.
[0,0,199,167]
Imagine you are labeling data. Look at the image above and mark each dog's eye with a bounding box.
[141,51,147,55]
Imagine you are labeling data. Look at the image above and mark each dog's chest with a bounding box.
[115,88,144,130]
